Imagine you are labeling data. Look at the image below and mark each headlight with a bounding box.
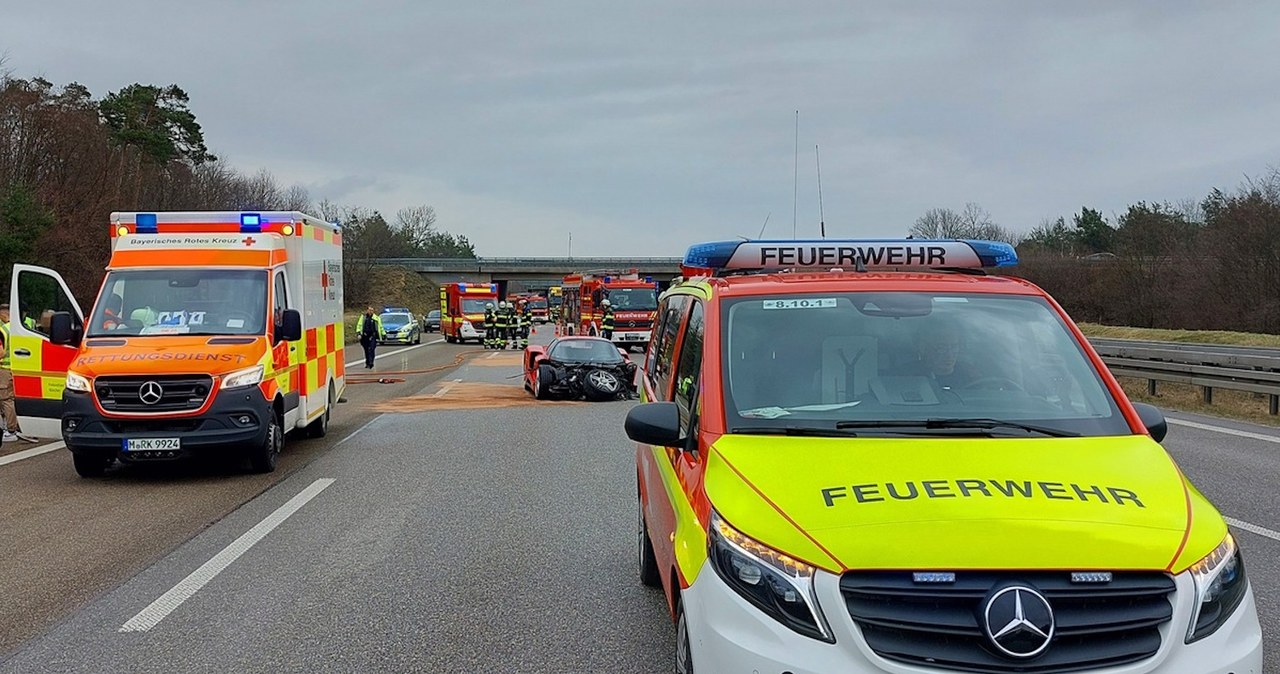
[1187,533,1248,642]
[708,511,834,642]
[66,370,91,393]
[221,364,265,390]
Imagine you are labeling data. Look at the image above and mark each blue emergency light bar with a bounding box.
[456,283,498,292]
[682,239,1018,272]
[135,213,158,233]
[240,213,262,233]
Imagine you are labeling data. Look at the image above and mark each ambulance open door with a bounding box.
[6,264,84,439]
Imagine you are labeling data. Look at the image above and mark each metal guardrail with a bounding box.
[371,256,684,272]
[1089,338,1280,414]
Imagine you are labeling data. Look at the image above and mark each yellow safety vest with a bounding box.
[1,322,10,369]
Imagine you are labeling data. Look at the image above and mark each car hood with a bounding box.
[72,336,266,378]
[704,434,1226,574]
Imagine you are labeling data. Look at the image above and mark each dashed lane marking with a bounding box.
[120,478,335,633]
[1168,418,1280,444]
[1226,517,1280,544]
[433,378,463,398]
[0,440,65,467]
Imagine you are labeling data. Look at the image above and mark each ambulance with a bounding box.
[626,239,1262,673]
[439,281,497,344]
[560,270,658,349]
[14,211,345,477]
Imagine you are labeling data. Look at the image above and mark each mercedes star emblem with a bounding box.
[983,585,1055,659]
[138,381,165,405]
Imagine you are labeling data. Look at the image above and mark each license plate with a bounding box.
[623,334,641,341]
[125,438,181,452]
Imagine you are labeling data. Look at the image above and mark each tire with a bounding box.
[535,364,556,399]
[249,411,283,473]
[72,452,111,478]
[676,601,694,674]
[446,334,456,344]
[306,384,333,438]
[638,488,661,587]
[582,368,622,401]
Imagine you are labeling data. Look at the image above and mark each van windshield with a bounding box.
[606,287,657,311]
[87,269,269,337]
[723,292,1130,437]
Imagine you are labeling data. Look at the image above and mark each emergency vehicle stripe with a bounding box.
[710,445,849,570]
[111,250,274,268]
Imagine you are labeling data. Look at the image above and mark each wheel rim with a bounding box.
[588,370,618,391]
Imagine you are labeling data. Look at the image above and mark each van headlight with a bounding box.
[221,365,265,390]
[708,511,834,642]
[66,370,91,393]
[1186,533,1248,642]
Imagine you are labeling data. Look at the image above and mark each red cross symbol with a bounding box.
[243,237,256,246]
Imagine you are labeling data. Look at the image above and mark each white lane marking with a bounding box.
[433,378,463,398]
[1168,418,1280,444]
[0,440,66,467]
[486,352,499,359]
[335,415,383,447]
[343,338,444,369]
[1226,517,1280,543]
[120,478,335,633]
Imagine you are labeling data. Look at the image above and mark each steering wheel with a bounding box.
[963,376,1024,391]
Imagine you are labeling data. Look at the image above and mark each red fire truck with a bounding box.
[560,270,658,350]
[439,282,497,344]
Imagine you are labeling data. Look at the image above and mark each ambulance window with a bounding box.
[649,295,690,397]
[16,270,80,337]
[273,272,288,326]
[673,302,704,430]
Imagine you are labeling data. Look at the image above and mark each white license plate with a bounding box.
[125,438,181,452]
[623,334,642,341]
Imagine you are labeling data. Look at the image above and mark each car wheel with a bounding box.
[638,487,661,587]
[582,368,622,401]
[535,364,556,400]
[676,601,694,674]
[72,452,112,478]
[248,411,283,473]
[446,334,456,344]
[306,384,333,438]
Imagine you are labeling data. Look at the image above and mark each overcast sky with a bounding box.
[5,1,1280,256]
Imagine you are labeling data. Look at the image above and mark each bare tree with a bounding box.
[910,203,1017,242]
[395,205,437,249]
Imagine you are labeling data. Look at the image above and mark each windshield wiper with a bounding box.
[730,426,860,438]
[833,418,1077,437]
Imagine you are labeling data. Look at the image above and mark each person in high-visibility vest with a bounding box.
[355,306,385,369]
[494,302,510,350]
[505,301,521,350]
[0,304,33,442]
[517,301,532,350]
[600,298,616,340]
[483,302,498,349]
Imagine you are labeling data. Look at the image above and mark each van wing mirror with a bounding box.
[1131,402,1168,443]
[624,402,684,447]
[49,311,80,346]
[278,309,303,342]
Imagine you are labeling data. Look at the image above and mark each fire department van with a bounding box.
[12,211,345,477]
[560,270,658,349]
[626,239,1262,673]
[439,281,497,344]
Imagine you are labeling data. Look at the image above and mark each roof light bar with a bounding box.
[240,213,262,233]
[682,239,1018,272]
[135,213,158,234]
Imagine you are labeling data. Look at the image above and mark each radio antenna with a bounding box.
[757,211,771,239]
[815,144,826,239]
[792,110,799,239]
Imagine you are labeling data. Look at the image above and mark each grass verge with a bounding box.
[1079,323,1280,348]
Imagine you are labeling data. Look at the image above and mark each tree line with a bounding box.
[911,170,1280,333]
[0,70,472,310]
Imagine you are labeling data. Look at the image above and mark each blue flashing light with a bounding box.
[135,213,158,233]
[489,283,497,292]
[644,276,653,283]
[682,240,745,268]
[240,213,262,233]
[964,240,1019,267]
[604,276,612,283]
[457,282,468,289]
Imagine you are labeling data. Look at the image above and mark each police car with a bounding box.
[626,239,1262,673]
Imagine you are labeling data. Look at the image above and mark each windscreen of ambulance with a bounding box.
[87,269,268,337]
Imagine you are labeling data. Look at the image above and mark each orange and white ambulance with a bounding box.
[11,211,345,477]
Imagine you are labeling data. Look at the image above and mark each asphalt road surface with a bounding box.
[0,329,1276,672]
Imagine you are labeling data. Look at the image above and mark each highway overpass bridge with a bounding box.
[371,256,684,292]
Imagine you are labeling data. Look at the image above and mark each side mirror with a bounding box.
[625,402,684,447]
[278,309,303,342]
[1132,402,1167,443]
[50,311,79,346]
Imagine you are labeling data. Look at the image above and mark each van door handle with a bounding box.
[13,349,31,357]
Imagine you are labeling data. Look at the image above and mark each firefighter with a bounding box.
[483,302,498,349]
[494,301,510,349]
[505,300,521,349]
[518,299,532,349]
[600,298,615,340]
